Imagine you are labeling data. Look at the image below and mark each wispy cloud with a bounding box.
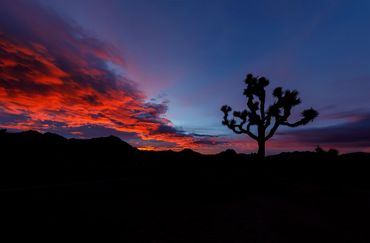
[276,112,370,152]
[1,1,368,154]
[0,0,221,151]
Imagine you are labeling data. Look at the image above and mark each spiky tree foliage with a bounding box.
[221,74,318,157]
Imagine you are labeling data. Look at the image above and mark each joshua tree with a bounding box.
[221,73,318,158]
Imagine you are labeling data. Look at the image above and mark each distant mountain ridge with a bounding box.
[1,129,370,242]
[1,129,136,151]
[0,129,368,159]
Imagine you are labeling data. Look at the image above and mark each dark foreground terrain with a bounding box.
[1,130,370,242]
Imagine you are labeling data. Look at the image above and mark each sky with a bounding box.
[0,0,369,154]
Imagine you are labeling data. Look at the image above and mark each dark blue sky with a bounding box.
[38,0,370,124]
[1,0,370,153]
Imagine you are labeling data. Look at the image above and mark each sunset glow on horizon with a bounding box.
[1,0,369,154]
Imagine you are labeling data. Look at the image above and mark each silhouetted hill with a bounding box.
[1,130,370,242]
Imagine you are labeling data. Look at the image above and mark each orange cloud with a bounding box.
[0,1,223,152]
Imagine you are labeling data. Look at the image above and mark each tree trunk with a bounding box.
[257,125,266,158]
[257,139,265,158]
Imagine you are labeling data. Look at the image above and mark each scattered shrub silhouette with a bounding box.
[315,146,325,154]
[1,130,370,242]
[221,73,318,157]
[315,146,339,156]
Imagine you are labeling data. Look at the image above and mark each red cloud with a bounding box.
[0,1,224,152]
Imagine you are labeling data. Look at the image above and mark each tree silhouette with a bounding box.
[221,74,318,157]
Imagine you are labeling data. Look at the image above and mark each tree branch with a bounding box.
[265,120,280,141]
[246,123,258,140]
[260,92,265,122]
[281,108,318,128]
[221,106,258,140]
[280,120,303,127]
